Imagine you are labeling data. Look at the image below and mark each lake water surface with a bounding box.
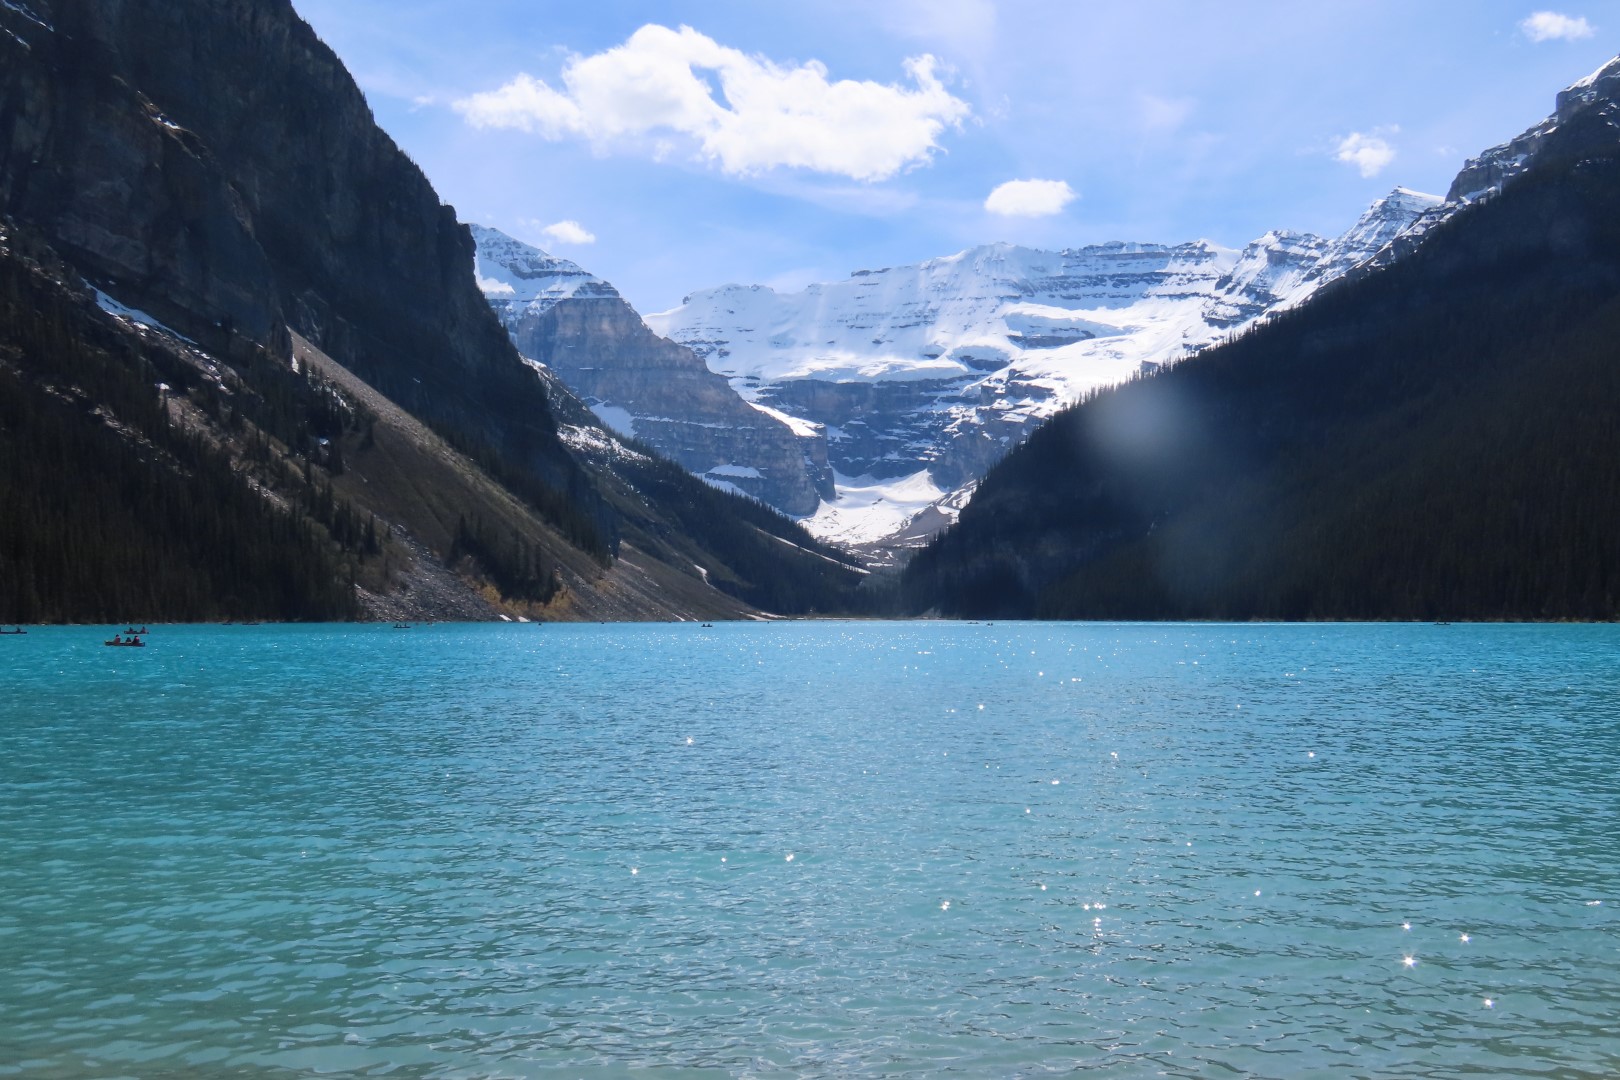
[1,622,1617,1078]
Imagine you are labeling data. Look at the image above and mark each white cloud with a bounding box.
[984,178,1077,217]
[1334,130,1398,178]
[541,220,596,245]
[454,24,970,182]
[456,74,585,137]
[1520,11,1595,40]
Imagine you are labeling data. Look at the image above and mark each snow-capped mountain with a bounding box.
[646,188,1438,549]
[472,226,832,514]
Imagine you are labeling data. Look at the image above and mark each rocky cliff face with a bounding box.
[648,190,1438,548]
[0,0,587,507]
[1448,55,1620,203]
[472,226,831,515]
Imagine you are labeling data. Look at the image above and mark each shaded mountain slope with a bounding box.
[903,107,1620,621]
[0,226,362,622]
[0,0,604,551]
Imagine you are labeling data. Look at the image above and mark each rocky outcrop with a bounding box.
[1448,55,1620,202]
[473,226,832,514]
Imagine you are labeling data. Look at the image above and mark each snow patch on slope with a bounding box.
[94,288,195,343]
[800,470,953,547]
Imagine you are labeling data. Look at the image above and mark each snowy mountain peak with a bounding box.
[1375,187,1445,215]
[469,225,618,313]
[1556,53,1620,119]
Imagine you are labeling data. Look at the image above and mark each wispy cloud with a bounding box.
[1140,95,1195,133]
[877,0,996,63]
[984,178,1077,217]
[453,24,970,182]
[1333,129,1398,178]
[541,220,596,245]
[1519,10,1595,41]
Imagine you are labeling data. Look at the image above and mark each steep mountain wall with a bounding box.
[0,0,591,514]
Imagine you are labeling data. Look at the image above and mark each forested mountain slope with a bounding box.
[903,105,1620,621]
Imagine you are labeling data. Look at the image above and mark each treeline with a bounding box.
[903,118,1620,621]
[611,452,867,614]
[0,238,358,621]
[450,514,556,604]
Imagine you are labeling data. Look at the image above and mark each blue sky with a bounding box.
[294,0,1620,314]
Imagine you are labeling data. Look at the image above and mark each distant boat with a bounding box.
[123,626,148,635]
[394,622,412,629]
[104,635,145,647]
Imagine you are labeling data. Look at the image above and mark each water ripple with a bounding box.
[1,622,1617,1077]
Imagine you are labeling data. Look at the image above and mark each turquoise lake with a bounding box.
[1,622,1617,1078]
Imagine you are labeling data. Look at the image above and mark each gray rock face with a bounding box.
[473,227,831,515]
